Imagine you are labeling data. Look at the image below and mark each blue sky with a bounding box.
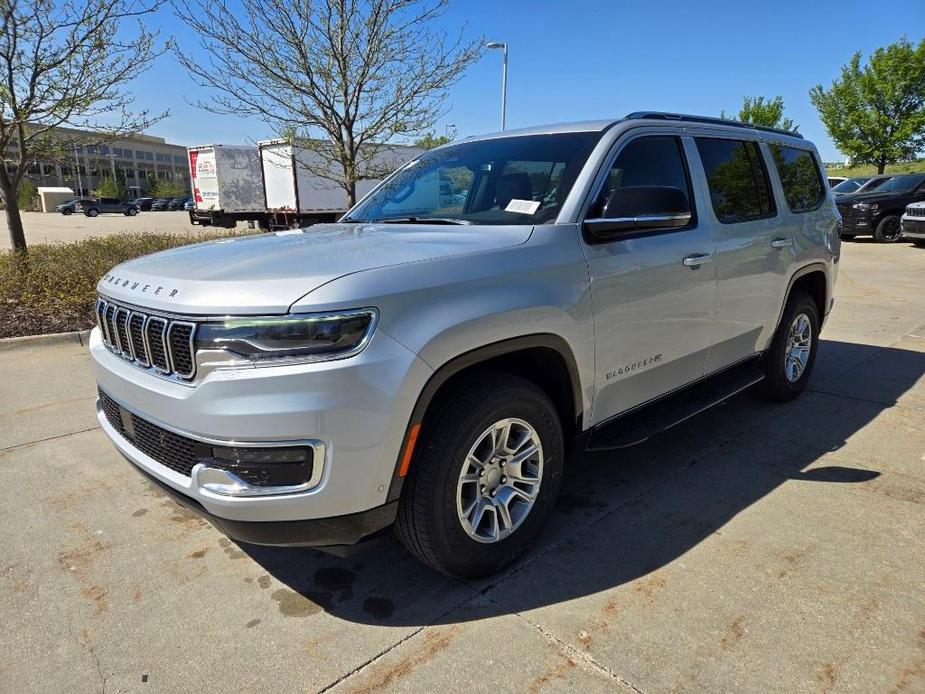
[133,0,924,162]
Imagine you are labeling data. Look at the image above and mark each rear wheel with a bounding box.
[85,208,98,217]
[125,207,138,216]
[873,215,901,243]
[762,291,819,402]
[61,209,73,216]
[395,372,564,578]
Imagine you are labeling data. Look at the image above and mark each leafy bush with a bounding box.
[93,175,123,199]
[152,179,189,199]
[0,229,254,338]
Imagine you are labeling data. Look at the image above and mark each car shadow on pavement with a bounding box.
[239,338,924,626]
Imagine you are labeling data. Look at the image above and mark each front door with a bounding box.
[583,134,717,425]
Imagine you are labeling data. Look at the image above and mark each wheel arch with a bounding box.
[385,334,583,502]
[775,263,829,337]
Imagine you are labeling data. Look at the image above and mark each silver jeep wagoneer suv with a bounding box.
[93,112,839,578]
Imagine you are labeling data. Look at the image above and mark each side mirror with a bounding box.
[584,185,692,239]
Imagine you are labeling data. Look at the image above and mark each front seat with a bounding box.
[494,173,532,210]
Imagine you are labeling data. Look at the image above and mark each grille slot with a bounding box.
[908,207,925,218]
[145,316,170,372]
[99,389,205,477]
[96,296,197,380]
[167,322,195,378]
[128,313,149,366]
[115,308,132,358]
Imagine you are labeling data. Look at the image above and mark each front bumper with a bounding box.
[836,206,873,234]
[128,455,397,548]
[901,215,925,239]
[91,326,432,526]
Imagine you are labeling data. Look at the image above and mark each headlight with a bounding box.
[196,309,377,363]
[853,202,877,211]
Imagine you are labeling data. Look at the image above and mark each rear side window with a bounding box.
[695,138,775,223]
[770,145,825,212]
[590,135,693,218]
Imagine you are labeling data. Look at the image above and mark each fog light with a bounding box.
[194,445,315,496]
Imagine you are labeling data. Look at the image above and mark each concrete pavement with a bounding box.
[1,240,923,692]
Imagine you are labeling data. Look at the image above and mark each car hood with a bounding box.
[97,223,533,314]
[836,190,905,205]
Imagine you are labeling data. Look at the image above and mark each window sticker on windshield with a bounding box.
[505,198,541,215]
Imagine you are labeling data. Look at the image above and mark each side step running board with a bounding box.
[587,362,765,451]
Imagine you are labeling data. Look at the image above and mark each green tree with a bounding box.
[152,179,188,198]
[414,132,452,149]
[810,37,925,174]
[721,96,798,132]
[93,175,123,199]
[0,0,165,251]
[16,179,37,210]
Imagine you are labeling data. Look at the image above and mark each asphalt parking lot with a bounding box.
[1,240,923,693]
[1,211,249,249]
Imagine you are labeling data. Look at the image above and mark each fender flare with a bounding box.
[385,334,583,502]
[771,262,830,337]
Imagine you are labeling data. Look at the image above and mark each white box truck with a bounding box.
[188,145,265,228]
[258,139,423,228]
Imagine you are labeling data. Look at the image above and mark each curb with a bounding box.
[0,329,92,351]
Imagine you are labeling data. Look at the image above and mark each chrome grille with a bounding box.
[96,297,197,380]
[907,206,925,218]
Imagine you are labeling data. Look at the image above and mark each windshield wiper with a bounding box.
[372,216,473,225]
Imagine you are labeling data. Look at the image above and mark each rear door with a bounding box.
[101,197,121,213]
[693,137,788,373]
[583,133,718,424]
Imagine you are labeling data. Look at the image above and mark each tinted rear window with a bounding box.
[696,138,775,223]
[770,144,825,212]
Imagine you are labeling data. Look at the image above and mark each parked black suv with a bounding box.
[75,198,140,217]
[167,197,191,211]
[150,198,171,211]
[132,197,155,211]
[836,173,925,242]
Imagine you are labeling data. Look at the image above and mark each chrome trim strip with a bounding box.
[96,298,111,345]
[166,320,197,379]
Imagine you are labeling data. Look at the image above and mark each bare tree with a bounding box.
[0,0,167,252]
[173,0,481,205]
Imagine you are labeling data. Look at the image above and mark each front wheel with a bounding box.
[85,209,99,217]
[762,291,820,402]
[873,215,901,243]
[125,208,138,216]
[395,372,564,579]
[61,209,73,216]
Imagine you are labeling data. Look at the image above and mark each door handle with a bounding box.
[682,253,713,267]
[771,237,793,249]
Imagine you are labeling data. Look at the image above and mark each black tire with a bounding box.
[839,233,855,241]
[873,215,902,243]
[125,207,138,216]
[762,291,820,402]
[912,240,925,248]
[85,208,98,217]
[61,209,73,216]
[395,372,564,579]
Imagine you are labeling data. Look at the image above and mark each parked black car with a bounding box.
[150,198,171,211]
[75,198,139,217]
[56,198,93,215]
[132,197,155,211]
[836,173,925,242]
[184,199,195,211]
[167,197,191,211]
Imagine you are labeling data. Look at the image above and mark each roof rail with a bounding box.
[624,111,804,139]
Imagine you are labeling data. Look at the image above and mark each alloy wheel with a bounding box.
[455,417,543,543]
[784,313,812,383]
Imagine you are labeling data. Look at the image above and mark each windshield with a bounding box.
[832,178,867,193]
[874,174,925,193]
[346,132,603,225]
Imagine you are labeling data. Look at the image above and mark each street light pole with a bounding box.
[72,143,83,195]
[486,41,508,130]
